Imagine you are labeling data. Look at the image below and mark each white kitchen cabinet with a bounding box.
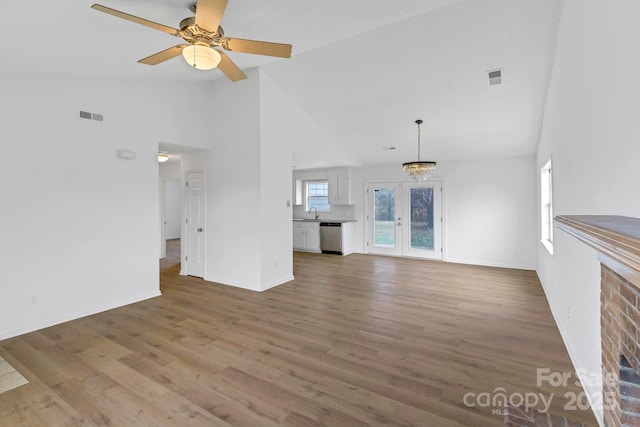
[328,174,350,205]
[292,223,306,249]
[341,222,355,255]
[292,179,303,206]
[292,222,321,252]
[305,224,321,251]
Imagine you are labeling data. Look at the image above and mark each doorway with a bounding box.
[158,142,209,280]
[366,180,443,260]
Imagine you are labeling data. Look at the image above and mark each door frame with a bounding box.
[364,178,446,260]
[160,179,167,259]
[181,169,206,277]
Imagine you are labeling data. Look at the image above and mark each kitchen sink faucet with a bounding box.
[308,207,319,219]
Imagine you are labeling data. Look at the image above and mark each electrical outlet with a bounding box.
[30,294,39,304]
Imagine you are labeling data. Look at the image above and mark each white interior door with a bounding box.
[368,180,443,260]
[186,171,205,278]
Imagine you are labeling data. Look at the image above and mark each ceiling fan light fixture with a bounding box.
[402,119,437,181]
[182,44,221,70]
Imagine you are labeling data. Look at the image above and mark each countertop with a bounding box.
[293,219,357,223]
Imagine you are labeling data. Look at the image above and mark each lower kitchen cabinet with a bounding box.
[292,222,321,253]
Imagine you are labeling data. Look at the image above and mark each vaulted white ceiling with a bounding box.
[1,0,561,169]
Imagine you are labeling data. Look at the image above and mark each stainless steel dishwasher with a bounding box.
[320,222,342,254]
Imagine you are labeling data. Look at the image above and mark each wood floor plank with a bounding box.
[0,240,598,426]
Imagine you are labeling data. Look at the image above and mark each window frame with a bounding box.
[305,180,330,212]
[540,159,554,255]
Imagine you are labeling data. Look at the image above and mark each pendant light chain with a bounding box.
[417,120,421,162]
[402,118,436,181]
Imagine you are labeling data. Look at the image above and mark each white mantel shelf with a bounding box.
[555,215,640,288]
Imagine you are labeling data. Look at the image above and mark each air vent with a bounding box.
[79,110,104,121]
[488,69,503,86]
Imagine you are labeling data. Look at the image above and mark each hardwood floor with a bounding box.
[0,241,597,426]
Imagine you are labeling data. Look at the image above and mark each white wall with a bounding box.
[163,179,181,240]
[159,162,182,241]
[199,74,263,289]
[0,75,210,339]
[536,1,640,424]
[350,156,537,269]
[175,69,299,291]
[258,71,299,288]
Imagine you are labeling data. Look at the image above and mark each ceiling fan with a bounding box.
[91,0,292,82]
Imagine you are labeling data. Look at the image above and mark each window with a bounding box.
[540,159,553,254]
[306,180,330,211]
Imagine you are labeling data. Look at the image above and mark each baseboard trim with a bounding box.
[445,257,536,271]
[202,275,295,292]
[0,290,162,341]
[260,275,295,292]
[536,271,604,427]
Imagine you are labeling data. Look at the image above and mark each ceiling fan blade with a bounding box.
[138,45,188,65]
[224,38,292,58]
[195,0,228,33]
[216,50,247,82]
[91,4,179,37]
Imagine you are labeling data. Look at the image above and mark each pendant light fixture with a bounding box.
[403,119,436,181]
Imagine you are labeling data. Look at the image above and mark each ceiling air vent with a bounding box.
[488,69,503,86]
[79,110,104,121]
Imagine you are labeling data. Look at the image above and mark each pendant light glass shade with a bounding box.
[403,119,436,181]
[182,44,221,70]
[402,161,437,180]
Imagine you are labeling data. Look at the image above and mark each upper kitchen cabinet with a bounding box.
[293,179,303,206]
[292,167,352,207]
[328,167,351,205]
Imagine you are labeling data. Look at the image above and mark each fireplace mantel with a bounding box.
[555,215,640,289]
[556,215,640,426]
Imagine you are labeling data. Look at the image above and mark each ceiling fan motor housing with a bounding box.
[179,16,224,46]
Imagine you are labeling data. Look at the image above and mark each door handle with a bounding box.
[197,228,203,232]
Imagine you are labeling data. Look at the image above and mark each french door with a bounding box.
[367,181,442,260]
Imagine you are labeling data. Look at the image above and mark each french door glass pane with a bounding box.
[374,188,395,247]
[410,188,434,250]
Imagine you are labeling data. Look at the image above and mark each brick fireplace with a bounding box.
[557,215,640,427]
